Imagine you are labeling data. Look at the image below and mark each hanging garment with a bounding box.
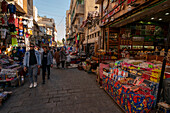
[7,4,16,14]
[1,0,8,13]
[15,18,19,27]
[0,29,8,39]
[8,14,15,24]
[19,18,23,30]
[19,30,23,36]
[28,20,33,28]
[9,24,16,32]
[1,14,8,26]
[11,38,18,46]
[23,20,27,25]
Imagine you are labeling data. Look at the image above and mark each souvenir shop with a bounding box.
[90,0,170,63]
[0,0,27,106]
[78,0,170,112]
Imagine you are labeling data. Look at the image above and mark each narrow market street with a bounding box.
[0,68,123,113]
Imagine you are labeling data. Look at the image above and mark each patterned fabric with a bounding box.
[102,75,155,113]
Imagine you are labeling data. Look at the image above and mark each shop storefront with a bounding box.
[0,0,27,105]
[89,0,170,112]
[94,0,170,59]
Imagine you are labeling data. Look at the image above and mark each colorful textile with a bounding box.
[102,75,155,113]
[12,38,18,46]
[7,4,16,14]
[1,0,8,13]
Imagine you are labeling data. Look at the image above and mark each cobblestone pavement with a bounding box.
[0,68,123,113]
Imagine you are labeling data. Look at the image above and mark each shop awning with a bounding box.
[15,2,26,14]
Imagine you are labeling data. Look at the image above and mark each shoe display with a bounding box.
[29,83,33,88]
[34,82,37,88]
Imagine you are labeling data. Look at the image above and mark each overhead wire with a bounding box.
[57,16,65,27]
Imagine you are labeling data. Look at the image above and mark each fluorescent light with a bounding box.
[151,17,154,20]
[165,13,169,15]
[159,18,162,21]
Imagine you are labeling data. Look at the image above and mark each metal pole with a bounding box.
[156,22,170,107]
[86,26,89,57]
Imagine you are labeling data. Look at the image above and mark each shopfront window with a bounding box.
[77,0,84,5]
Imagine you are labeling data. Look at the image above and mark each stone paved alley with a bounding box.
[0,68,123,113]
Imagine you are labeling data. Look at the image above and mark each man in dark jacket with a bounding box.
[60,47,66,69]
[41,46,53,84]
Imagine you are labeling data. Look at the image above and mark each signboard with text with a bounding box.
[102,0,145,24]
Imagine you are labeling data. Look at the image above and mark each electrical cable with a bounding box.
[57,16,65,27]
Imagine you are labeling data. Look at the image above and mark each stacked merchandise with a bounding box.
[79,59,99,73]
[0,90,12,106]
[0,54,22,87]
[101,59,169,112]
[92,50,118,62]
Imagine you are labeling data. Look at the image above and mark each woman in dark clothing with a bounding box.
[60,47,66,69]
[54,49,60,68]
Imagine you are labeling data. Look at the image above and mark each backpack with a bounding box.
[163,78,170,104]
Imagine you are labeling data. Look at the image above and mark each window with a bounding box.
[28,0,30,5]
[98,31,100,36]
[77,0,84,5]
[95,33,96,37]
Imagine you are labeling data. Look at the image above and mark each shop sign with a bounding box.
[102,0,138,24]
[144,42,153,46]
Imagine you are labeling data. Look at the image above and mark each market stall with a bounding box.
[0,54,24,88]
[101,59,170,112]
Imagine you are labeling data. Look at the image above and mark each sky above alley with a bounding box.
[33,0,70,41]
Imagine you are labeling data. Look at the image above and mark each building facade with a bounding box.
[37,16,57,46]
[82,0,100,53]
[66,10,70,42]
[68,0,84,47]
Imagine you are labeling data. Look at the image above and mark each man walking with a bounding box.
[23,43,41,88]
[60,47,66,69]
[41,46,53,84]
[54,48,60,68]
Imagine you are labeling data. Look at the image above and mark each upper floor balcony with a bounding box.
[71,4,84,24]
[95,0,102,4]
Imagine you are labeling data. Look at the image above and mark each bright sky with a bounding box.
[33,0,70,41]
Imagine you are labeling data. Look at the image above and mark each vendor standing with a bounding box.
[121,48,129,58]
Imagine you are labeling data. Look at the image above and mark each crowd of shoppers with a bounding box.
[23,43,70,88]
